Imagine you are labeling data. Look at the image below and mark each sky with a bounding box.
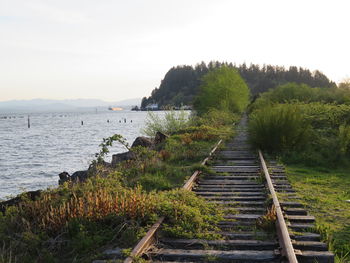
[1,0,349,102]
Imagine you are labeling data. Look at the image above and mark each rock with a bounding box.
[155,131,168,144]
[0,190,42,214]
[58,170,89,184]
[111,151,135,167]
[58,171,70,185]
[71,170,88,183]
[111,134,166,167]
[131,136,153,148]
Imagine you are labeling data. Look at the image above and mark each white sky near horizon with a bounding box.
[0,0,349,102]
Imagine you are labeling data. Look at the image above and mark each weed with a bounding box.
[157,189,223,240]
[203,254,219,262]
[0,242,16,263]
[256,205,276,233]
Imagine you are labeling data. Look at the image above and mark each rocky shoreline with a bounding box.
[0,132,168,213]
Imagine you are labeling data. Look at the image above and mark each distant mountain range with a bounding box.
[0,98,141,113]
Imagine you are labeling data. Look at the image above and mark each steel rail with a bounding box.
[258,150,298,263]
[183,139,222,190]
[124,139,222,263]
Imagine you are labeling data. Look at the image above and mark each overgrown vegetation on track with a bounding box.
[287,165,350,263]
[248,81,350,262]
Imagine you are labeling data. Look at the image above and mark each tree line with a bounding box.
[141,61,335,109]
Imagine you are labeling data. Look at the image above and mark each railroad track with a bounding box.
[95,117,334,263]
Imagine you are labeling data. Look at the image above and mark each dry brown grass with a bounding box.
[256,205,277,232]
[20,187,156,232]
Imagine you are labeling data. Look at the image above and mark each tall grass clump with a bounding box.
[142,110,190,136]
[20,186,157,233]
[0,243,16,263]
[249,104,310,153]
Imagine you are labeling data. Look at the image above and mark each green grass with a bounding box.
[286,165,350,262]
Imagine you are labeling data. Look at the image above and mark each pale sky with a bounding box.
[1,0,349,102]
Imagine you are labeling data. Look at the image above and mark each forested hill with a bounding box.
[141,61,335,109]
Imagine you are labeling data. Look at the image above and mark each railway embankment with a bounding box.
[96,117,334,263]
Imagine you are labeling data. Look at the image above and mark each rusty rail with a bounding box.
[258,150,298,263]
[124,139,222,263]
[183,139,222,191]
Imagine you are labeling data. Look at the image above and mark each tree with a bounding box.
[141,62,335,108]
[194,66,250,115]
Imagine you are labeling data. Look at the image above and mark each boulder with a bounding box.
[58,170,89,184]
[111,134,166,167]
[154,131,168,144]
[71,170,88,183]
[58,171,70,185]
[111,151,135,166]
[131,136,154,148]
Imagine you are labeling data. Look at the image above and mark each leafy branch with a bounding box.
[93,134,130,164]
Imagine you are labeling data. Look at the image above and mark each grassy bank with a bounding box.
[286,165,350,262]
[0,110,238,263]
[0,66,250,263]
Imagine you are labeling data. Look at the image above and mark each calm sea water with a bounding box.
[0,110,154,200]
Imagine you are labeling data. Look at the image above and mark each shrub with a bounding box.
[264,83,316,103]
[249,104,310,153]
[142,110,190,136]
[299,103,350,130]
[250,82,350,112]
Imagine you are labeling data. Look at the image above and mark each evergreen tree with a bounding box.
[140,61,335,109]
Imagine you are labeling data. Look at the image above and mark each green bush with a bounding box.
[250,83,350,112]
[264,83,316,103]
[142,110,190,136]
[298,103,350,130]
[249,98,350,166]
[249,104,310,153]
